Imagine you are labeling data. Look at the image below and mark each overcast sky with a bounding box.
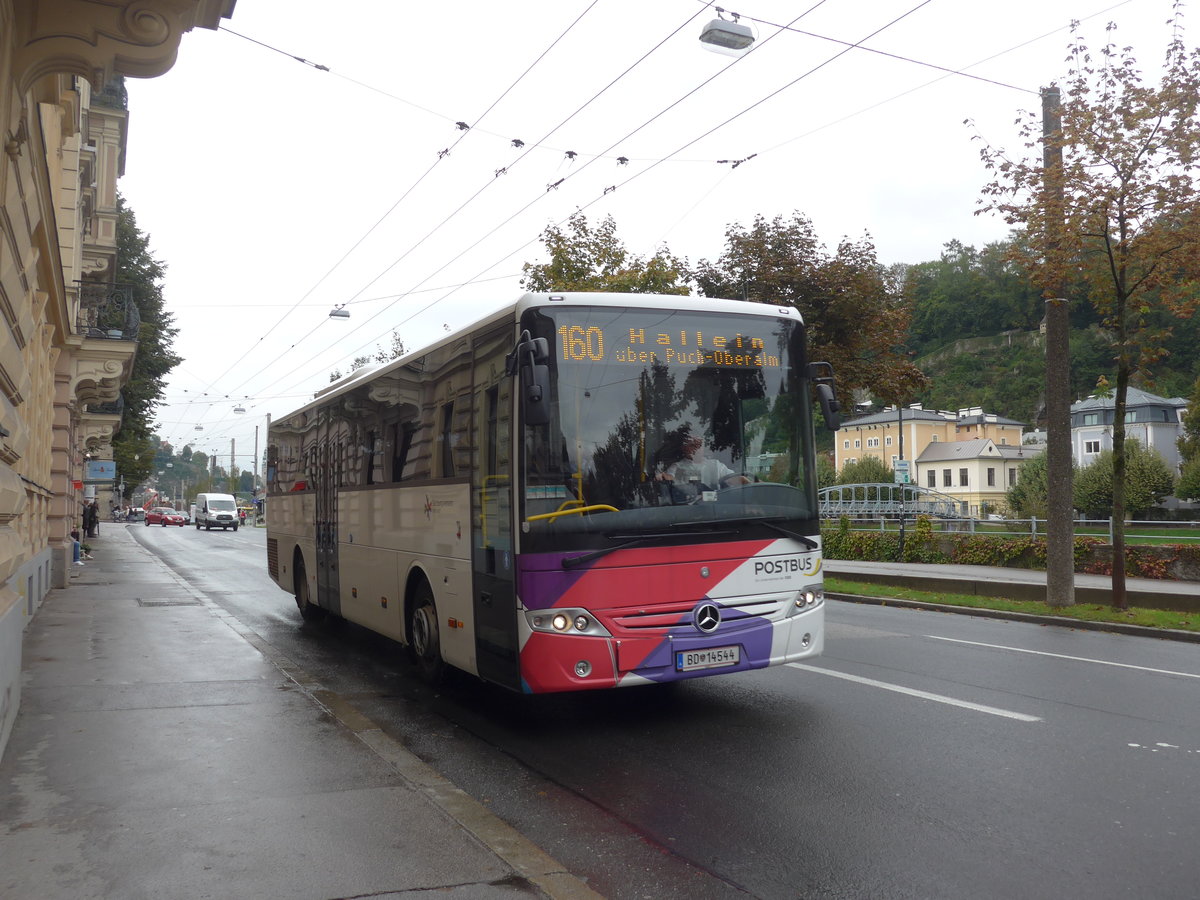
[117,0,1181,474]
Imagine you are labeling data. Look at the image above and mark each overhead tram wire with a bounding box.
[331,3,712,311]
[202,4,603,402]
[295,3,874,367]
[224,0,1131,406]
[344,0,951,339]
[239,4,716,402]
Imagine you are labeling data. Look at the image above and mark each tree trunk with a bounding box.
[1111,359,1130,610]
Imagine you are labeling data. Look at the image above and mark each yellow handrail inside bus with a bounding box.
[526,504,618,523]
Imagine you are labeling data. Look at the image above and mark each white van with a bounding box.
[194,492,240,531]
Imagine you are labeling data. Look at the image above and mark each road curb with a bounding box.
[828,592,1200,643]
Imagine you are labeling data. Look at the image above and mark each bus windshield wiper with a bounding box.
[705,518,820,554]
[560,527,739,570]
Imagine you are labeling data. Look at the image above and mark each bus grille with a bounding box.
[267,538,278,579]
[609,598,782,631]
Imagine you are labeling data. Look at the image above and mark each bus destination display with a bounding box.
[556,323,781,370]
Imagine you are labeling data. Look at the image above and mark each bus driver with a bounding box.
[657,430,750,493]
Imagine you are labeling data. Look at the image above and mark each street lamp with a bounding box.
[699,10,754,52]
[329,304,350,320]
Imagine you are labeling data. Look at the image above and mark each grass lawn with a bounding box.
[825,576,1200,633]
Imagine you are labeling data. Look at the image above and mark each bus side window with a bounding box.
[439,401,456,477]
[391,420,417,482]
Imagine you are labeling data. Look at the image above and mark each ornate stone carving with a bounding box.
[12,0,235,93]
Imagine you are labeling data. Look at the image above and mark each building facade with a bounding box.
[913,438,1035,516]
[834,405,1026,473]
[1,0,235,758]
[1071,387,1189,471]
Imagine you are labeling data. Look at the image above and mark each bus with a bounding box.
[265,292,840,692]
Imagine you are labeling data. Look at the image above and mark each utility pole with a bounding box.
[897,404,906,559]
[1042,86,1075,607]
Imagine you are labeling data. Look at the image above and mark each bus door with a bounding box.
[315,437,342,615]
[471,330,519,689]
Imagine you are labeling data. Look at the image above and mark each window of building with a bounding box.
[959,468,969,486]
[1008,467,1017,486]
[943,469,952,487]
[854,439,861,448]
[927,470,936,488]
[1084,440,1101,454]
[885,436,893,446]
[987,467,996,486]
[1083,413,1099,425]
[930,434,939,443]
[843,439,850,449]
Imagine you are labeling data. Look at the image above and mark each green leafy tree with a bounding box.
[1177,457,1200,502]
[815,454,837,489]
[838,456,893,485]
[692,212,925,401]
[1179,375,1200,464]
[978,15,1200,608]
[521,211,688,294]
[1006,451,1051,518]
[111,197,182,499]
[1073,441,1175,518]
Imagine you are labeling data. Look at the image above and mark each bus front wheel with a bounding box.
[409,581,445,684]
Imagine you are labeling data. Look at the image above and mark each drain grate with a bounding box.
[136,598,201,607]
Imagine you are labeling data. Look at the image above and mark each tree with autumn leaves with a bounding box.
[978,11,1200,609]
[692,212,925,406]
[524,209,924,406]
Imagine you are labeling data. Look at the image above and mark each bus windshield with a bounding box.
[520,306,818,553]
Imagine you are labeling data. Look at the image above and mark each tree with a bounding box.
[1173,374,1200,501]
[1175,457,1200,502]
[111,197,182,499]
[978,15,1200,608]
[1006,451,1051,518]
[838,456,893,485]
[692,212,925,402]
[1074,441,1175,518]
[1179,374,1200,464]
[521,211,689,294]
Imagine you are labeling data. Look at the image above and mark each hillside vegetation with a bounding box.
[903,240,1200,424]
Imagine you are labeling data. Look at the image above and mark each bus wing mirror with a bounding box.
[807,362,841,431]
[815,383,840,431]
[522,362,551,426]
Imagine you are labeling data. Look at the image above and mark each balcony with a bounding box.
[76,281,140,340]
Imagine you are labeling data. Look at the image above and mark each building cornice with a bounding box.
[11,0,236,94]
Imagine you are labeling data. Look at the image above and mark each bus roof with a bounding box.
[292,292,802,417]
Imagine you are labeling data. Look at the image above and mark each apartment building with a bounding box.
[1,0,234,759]
[834,404,1026,472]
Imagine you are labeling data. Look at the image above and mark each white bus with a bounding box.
[266,292,840,692]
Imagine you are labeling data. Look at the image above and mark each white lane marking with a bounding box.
[926,636,1200,680]
[787,663,1042,722]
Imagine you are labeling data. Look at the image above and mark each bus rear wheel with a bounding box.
[409,581,445,684]
[294,560,325,623]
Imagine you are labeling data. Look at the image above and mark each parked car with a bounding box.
[146,506,186,527]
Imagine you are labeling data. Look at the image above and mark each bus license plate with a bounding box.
[676,646,740,671]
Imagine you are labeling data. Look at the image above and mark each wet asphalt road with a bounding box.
[132,524,1200,899]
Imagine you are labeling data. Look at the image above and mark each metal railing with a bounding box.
[825,515,1200,544]
[76,281,140,340]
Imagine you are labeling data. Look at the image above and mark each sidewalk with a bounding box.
[0,529,600,900]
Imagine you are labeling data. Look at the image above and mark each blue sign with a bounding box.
[85,459,116,482]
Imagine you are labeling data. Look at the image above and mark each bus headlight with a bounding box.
[794,587,824,609]
[527,608,611,637]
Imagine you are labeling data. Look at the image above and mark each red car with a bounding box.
[146,507,186,527]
